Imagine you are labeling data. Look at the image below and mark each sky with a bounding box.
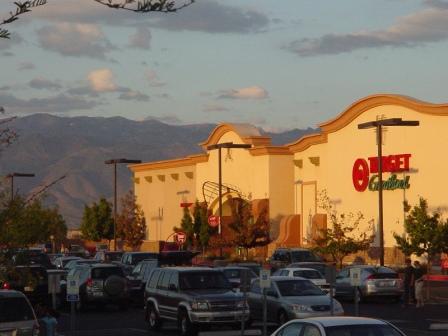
[1,0,448,131]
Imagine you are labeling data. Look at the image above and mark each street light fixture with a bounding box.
[7,172,35,201]
[105,158,142,251]
[206,142,252,257]
[358,118,419,266]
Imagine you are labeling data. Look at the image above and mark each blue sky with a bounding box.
[1,0,448,131]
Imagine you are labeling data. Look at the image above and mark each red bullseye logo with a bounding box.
[352,158,369,192]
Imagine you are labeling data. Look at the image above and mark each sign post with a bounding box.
[240,269,251,336]
[67,275,80,336]
[260,269,271,336]
[350,268,361,317]
[325,265,336,316]
[48,272,62,310]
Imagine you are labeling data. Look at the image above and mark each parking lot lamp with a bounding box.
[7,172,35,201]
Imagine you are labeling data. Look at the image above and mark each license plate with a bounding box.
[24,286,34,292]
[377,280,394,287]
[93,291,103,297]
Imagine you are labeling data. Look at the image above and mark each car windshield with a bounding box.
[179,271,232,290]
[290,251,320,262]
[325,324,403,336]
[0,297,35,323]
[132,253,158,265]
[275,279,324,296]
[105,253,123,262]
[293,270,323,279]
[223,269,257,279]
[92,267,124,279]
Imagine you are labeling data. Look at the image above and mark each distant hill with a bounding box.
[0,114,315,228]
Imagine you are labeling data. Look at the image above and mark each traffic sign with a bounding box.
[260,269,271,288]
[350,268,362,286]
[208,215,220,228]
[175,231,186,244]
[66,294,79,302]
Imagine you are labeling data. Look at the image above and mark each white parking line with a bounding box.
[429,323,448,330]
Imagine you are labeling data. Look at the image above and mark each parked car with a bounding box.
[127,259,158,304]
[228,262,262,276]
[270,248,323,271]
[287,262,330,278]
[119,252,159,275]
[144,267,249,336]
[271,316,407,336]
[0,290,40,336]
[48,253,63,266]
[247,276,344,325]
[217,266,258,290]
[275,268,330,294]
[54,256,81,270]
[62,263,129,311]
[0,265,50,305]
[94,251,124,263]
[335,265,403,302]
[64,259,98,271]
[11,249,54,269]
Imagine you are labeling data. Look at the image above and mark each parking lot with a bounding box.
[57,300,448,336]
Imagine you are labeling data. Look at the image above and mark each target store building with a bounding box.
[129,94,448,263]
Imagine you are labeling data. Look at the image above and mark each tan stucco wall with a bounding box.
[294,103,448,247]
[134,165,196,242]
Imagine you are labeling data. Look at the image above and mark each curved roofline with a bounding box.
[288,94,448,153]
[199,123,271,151]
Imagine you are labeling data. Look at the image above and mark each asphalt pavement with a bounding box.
[56,300,448,336]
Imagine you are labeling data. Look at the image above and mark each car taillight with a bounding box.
[2,282,10,290]
[87,278,93,287]
[366,274,375,280]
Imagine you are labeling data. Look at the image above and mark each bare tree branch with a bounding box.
[25,174,66,204]
[0,0,47,39]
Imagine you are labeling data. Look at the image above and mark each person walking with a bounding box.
[441,253,448,275]
[413,260,426,308]
[402,258,414,307]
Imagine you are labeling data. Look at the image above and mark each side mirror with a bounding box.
[168,283,177,291]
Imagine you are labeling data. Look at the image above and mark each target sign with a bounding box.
[175,232,186,244]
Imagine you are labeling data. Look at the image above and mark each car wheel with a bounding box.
[178,309,196,336]
[277,309,288,326]
[147,304,162,331]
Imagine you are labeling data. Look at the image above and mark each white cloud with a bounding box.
[219,86,268,100]
[88,68,117,92]
[203,103,229,113]
[144,69,166,87]
[119,89,150,101]
[37,23,114,59]
[287,7,448,56]
[128,27,151,49]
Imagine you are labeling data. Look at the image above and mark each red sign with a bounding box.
[208,215,220,228]
[175,232,186,244]
[352,153,412,192]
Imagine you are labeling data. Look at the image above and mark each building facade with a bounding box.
[129,94,448,262]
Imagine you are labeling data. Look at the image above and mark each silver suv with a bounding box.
[0,290,39,336]
[144,267,249,336]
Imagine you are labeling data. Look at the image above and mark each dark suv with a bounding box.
[144,267,248,336]
[64,263,129,310]
[270,248,322,271]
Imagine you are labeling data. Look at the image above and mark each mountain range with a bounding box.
[0,114,315,228]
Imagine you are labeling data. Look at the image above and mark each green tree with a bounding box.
[228,198,271,259]
[192,200,211,252]
[80,197,114,244]
[116,191,147,250]
[394,197,448,272]
[175,207,195,249]
[311,190,375,269]
[0,194,67,249]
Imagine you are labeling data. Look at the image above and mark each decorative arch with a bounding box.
[199,123,271,151]
[288,94,448,153]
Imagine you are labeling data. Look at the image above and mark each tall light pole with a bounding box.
[7,172,35,201]
[105,158,142,251]
[358,118,419,266]
[207,142,252,257]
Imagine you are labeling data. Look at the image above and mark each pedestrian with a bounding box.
[413,260,426,308]
[402,258,414,307]
[39,305,58,336]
